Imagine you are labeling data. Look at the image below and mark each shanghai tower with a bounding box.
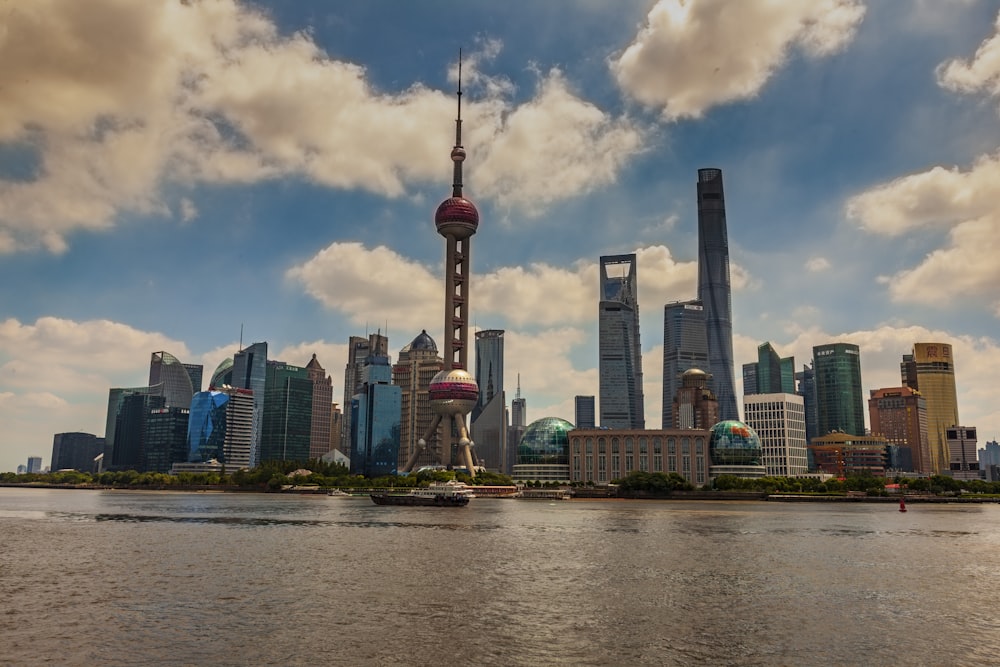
[696,168,738,421]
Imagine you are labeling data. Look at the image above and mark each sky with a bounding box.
[2,0,1000,472]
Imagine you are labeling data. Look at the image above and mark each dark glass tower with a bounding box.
[661,299,708,428]
[472,329,507,472]
[260,361,313,464]
[598,253,645,429]
[813,343,865,437]
[696,168,738,421]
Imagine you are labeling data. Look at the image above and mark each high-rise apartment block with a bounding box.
[661,299,708,428]
[575,395,596,429]
[472,329,507,472]
[232,342,268,467]
[813,343,865,437]
[743,393,808,476]
[26,456,42,474]
[697,168,738,421]
[743,342,794,396]
[342,333,388,455]
[598,253,644,429]
[868,386,929,474]
[393,330,443,471]
[350,355,401,477]
[901,343,960,475]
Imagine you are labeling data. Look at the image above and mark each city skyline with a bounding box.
[3,1,1000,471]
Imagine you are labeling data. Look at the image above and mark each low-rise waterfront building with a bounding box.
[568,427,711,487]
[808,432,889,477]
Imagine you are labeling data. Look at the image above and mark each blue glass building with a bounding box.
[661,299,708,428]
[187,390,229,463]
[350,355,401,477]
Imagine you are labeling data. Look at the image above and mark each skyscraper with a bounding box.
[144,407,190,473]
[472,329,508,471]
[402,59,480,476]
[574,395,596,429]
[26,456,42,473]
[507,375,527,474]
[305,354,333,460]
[661,299,708,428]
[901,343,960,475]
[947,426,979,480]
[393,330,443,471]
[187,386,254,468]
[341,333,389,456]
[260,361,313,463]
[696,168,738,421]
[743,342,795,396]
[795,363,819,444]
[232,341,267,467]
[813,342,865,437]
[598,253,644,429]
[672,368,718,430]
[350,355,401,477]
[149,351,200,409]
[868,386,929,474]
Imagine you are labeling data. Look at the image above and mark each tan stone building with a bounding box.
[568,428,712,487]
[392,330,443,471]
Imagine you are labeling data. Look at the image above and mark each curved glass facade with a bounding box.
[708,420,762,466]
[150,351,195,408]
[517,417,574,466]
[187,391,229,462]
[210,357,234,389]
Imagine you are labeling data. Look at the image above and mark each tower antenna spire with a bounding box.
[452,48,465,198]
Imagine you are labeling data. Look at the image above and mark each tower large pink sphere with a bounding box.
[428,368,479,415]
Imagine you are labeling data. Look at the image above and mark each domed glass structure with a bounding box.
[517,417,574,466]
[709,420,763,466]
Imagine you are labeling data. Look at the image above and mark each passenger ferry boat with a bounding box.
[370,480,474,507]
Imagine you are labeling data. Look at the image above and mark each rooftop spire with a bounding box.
[451,49,466,198]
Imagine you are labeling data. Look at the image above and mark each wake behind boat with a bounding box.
[370,480,474,507]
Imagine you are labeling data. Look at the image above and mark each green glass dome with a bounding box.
[517,417,574,466]
[709,420,763,466]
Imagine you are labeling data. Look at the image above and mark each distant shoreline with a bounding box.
[3,483,998,503]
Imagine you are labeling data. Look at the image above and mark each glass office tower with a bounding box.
[233,342,267,467]
[696,168,738,421]
[813,342,865,437]
[598,254,645,429]
[662,299,708,428]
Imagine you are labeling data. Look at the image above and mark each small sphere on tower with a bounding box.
[428,368,479,415]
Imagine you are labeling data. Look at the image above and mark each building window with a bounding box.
[668,438,676,455]
[654,455,662,471]
[625,438,633,454]
[612,438,620,454]
[598,437,606,454]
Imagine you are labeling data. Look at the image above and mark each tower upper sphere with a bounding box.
[435,196,479,238]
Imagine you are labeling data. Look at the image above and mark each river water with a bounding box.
[2,488,998,666]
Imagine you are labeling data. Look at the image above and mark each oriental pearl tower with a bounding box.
[402,57,480,477]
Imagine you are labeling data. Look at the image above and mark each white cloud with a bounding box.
[473,70,647,216]
[288,242,699,331]
[846,153,1000,305]
[937,11,1000,102]
[611,0,865,119]
[0,1,644,252]
[806,257,831,272]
